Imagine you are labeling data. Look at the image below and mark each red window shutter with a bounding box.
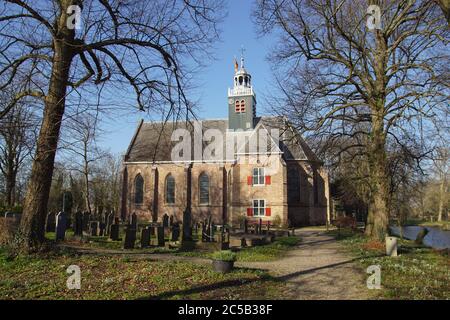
[265,208,271,216]
[247,208,253,216]
[247,176,252,185]
[265,175,271,185]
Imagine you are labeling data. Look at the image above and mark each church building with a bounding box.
[121,57,330,227]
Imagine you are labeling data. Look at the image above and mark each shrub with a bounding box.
[272,215,282,227]
[211,250,237,262]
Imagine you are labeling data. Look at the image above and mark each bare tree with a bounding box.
[62,112,105,214]
[0,95,36,207]
[254,0,448,240]
[0,0,224,250]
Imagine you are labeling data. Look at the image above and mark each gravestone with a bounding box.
[140,227,151,248]
[110,224,120,241]
[90,221,99,236]
[386,236,398,257]
[209,223,215,242]
[46,212,56,233]
[74,211,83,236]
[151,226,165,247]
[171,223,180,242]
[201,222,206,242]
[131,212,137,229]
[55,211,67,241]
[82,212,90,231]
[162,214,169,228]
[99,222,106,236]
[105,212,114,236]
[123,227,136,249]
[182,210,192,241]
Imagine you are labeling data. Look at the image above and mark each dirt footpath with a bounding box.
[236,228,371,300]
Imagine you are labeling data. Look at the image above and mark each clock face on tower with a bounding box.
[228,98,234,104]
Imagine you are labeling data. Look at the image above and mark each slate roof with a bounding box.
[124,116,321,163]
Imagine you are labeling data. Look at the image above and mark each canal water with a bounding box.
[389,226,450,250]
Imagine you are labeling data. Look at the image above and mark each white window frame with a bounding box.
[253,199,266,217]
[252,167,265,186]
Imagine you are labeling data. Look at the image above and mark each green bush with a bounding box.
[211,250,237,262]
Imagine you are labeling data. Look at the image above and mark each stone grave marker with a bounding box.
[110,223,120,241]
[123,226,136,249]
[74,211,83,236]
[131,212,137,229]
[46,212,56,233]
[140,227,151,248]
[171,223,180,242]
[151,226,165,247]
[82,212,90,231]
[90,221,99,236]
[99,222,106,236]
[55,211,67,241]
[182,210,192,241]
[162,214,169,228]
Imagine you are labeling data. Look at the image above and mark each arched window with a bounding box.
[240,100,245,112]
[199,173,210,204]
[235,100,240,113]
[287,167,300,202]
[239,76,243,85]
[134,174,144,204]
[165,174,175,204]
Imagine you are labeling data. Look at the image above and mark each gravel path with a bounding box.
[236,228,371,300]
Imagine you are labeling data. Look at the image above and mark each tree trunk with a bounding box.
[19,6,76,250]
[438,176,445,222]
[365,29,390,241]
[365,121,389,241]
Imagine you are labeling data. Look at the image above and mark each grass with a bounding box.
[177,236,300,262]
[0,246,286,300]
[327,228,450,300]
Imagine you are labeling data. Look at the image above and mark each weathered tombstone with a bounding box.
[140,227,151,248]
[46,212,56,232]
[182,210,192,241]
[162,214,169,228]
[74,211,83,236]
[110,224,120,241]
[55,211,67,241]
[82,212,90,231]
[90,221,99,236]
[209,223,215,242]
[386,236,398,257]
[131,212,137,229]
[201,222,207,242]
[171,223,180,242]
[123,227,136,249]
[151,226,165,247]
[99,222,106,236]
[105,212,114,236]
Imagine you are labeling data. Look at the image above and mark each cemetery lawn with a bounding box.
[328,229,450,300]
[0,247,286,300]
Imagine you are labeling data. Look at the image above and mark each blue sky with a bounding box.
[98,0,276,155]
